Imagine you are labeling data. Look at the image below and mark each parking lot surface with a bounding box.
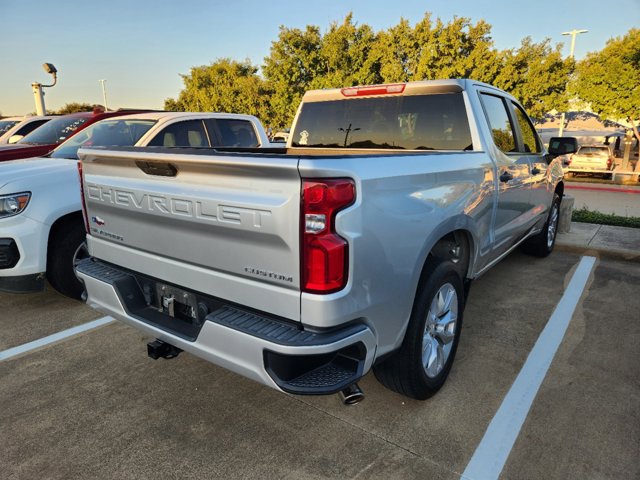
[1,251,638,479]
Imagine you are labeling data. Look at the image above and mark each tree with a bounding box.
[571,29,640,159]
[412,16,499,83]
[493,38,573,119]
[262,25,324,128]
[313,14,380,89]
[164,58,272,124]
[52,102,103,114]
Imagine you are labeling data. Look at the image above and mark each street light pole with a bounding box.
[99,79,109,111]
[32,63,58,115]
[558,29,588,137]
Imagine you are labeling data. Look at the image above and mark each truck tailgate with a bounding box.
[79,148,301,321]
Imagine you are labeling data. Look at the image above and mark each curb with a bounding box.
[554,242,640,263]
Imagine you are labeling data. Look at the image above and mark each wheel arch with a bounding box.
[47,211,84,262]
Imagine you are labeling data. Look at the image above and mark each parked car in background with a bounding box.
[566,144,615,178]
[0,108,151,162]
[0,115,55,144]
[0,111,273,299]
[271,130,290,143]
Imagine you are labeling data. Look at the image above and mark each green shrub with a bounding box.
[572,207,640,229]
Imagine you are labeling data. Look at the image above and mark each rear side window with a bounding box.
[205,119,260,147]
[291,93,472,150]
[480,94,516,153]
[148,120,209,147]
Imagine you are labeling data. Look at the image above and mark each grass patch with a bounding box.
[572,207,640,229]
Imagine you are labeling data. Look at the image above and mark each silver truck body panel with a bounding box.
[82,149,302,321]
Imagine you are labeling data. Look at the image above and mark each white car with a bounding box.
[0,116,55,144]
[0,112,271,299]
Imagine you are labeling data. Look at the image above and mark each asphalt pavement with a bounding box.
[565,181,640,217]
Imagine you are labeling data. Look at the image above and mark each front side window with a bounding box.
[291,93,472,151]
[147,120,209,147]
[51,119,156,159]
[480,93,516,153]
[18,116,88,145]
[512,103,541,153]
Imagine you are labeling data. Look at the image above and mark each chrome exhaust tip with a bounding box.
[339,383,364,405]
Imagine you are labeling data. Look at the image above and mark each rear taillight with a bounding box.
[301,179,355,294]
[77,161,90,233]
[607,158,612,169]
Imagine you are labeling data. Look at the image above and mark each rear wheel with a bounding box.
[47,220,87,300]
[521,193,560,257]
[374,258,464,400]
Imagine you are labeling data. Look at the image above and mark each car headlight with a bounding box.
[0,192,31,218]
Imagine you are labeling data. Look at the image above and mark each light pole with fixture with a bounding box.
[32,63,58,116]
[558,29,588,137]
[99,79,109,111]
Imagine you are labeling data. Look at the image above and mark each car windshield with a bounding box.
[291,93,472,150]
[18,116,89,145]
[50,119,157,159]
[0,120,20,136]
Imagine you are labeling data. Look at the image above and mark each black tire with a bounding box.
[521,193,561,258]
[373,258,464,400]
[47,220,88,299]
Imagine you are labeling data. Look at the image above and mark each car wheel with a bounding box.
[521,192,561,257]
[373,258,464,400]
[47,220,87,300]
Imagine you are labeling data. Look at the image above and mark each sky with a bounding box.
[1,0,638,116]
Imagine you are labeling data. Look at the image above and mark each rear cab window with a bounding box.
[291,93,472,151]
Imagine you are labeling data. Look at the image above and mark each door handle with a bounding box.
[499,171,514,182]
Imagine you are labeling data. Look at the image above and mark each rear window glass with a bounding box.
[577,146,609,155]
[51,119,156,159]
[291,93,472,150]
[18,116,88,145]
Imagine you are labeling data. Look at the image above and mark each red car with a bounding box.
[0,108,152,162]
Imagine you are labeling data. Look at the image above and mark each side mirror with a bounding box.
[548,137,578,157]
[8,134,24,144]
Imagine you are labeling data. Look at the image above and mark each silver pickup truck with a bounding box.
[76,80,577,403]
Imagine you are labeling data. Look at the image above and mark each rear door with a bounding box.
[478,92,534,254]
[81,148,302,321]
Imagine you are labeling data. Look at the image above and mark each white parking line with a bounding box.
[0,316,114,362]
[462,255,596,480]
